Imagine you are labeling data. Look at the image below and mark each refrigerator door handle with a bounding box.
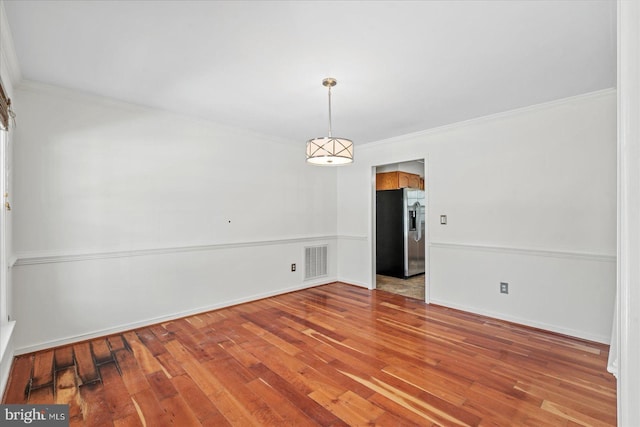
[413,201,422,242]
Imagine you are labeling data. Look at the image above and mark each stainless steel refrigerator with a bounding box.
[376,188,425,278]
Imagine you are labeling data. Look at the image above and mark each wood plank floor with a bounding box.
[2,282,616,426]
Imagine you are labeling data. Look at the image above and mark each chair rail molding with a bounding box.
[430,241,615,263]
[13,235,339,266]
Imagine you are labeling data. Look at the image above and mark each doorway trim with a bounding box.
[371,158,430,303]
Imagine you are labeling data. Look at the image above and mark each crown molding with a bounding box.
[363,88,617,149]
[14,79,297,148]
[0,1,22,90]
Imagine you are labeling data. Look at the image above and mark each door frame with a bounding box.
[371,158,430,303]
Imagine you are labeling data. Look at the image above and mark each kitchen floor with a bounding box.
[375,274,425,300]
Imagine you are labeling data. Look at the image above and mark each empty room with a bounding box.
[0,1,639,426]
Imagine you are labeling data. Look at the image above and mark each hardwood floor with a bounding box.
[3,282,616,426]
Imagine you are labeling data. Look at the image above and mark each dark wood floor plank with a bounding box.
[297,351,377,399]
[218,339,261,369]
[91,339,113,365]
[368,390,446,426]
[147,324,174,343]
[171,373,231,426]
[146,370,177,401]
[347,367,482,427]
[462,381,570,426]
[112,413,144,427]
[161,394,203,426]
[248,362,348,426]
[382,363,469,406]
[73,342,100,385]
[241,319,302,357]
[31,349,54,388]
[241,341,313,395]
[156,352,186,378]
[303,328,387,372]
[107,335,127,352]
[163,339,227,398]
[55,366,82,423]
[130,388,166,427]
[2,354,32,404]
[135,327,167,357]
[202,357,285,426]
[28,385,54,404]
[247,377,318,427]
[310,388,380,426]
[114,347,150,396]
[203,310,228,324]
[54,346,75,370]
[123,332,164,376]
[184,314,208,329]
[2,283,617,426]
[515,381,617,425]
[99,363,137,423]
[163,319,213,362]
[78,382,114,427]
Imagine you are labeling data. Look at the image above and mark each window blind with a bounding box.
[0,81,11,130]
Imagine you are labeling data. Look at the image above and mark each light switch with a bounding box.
[440,215,447,225]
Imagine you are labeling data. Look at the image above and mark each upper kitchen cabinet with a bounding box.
[376,171,424,191]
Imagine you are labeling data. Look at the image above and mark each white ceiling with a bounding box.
[3,0,616,145]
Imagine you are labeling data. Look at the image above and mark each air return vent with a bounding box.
[305,245,328,280]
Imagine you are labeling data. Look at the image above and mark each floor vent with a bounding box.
[305,245,328,280]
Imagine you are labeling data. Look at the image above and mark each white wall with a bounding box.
[0,0,18,400]
[337,90,617,343]
[11,82,338,353]
[376,160,424,176]
[615,1,640,423]
[8,83,618,352]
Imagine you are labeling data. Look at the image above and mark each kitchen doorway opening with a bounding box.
[372,159,428,302]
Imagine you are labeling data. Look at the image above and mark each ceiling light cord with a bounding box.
[327,84,333,138]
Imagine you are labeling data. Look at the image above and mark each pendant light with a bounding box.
[306,78,354,165]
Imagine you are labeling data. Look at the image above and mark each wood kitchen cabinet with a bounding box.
[376,171,423,190]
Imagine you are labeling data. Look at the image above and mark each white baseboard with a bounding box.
[14,279,335,355]
[339,279,371,289]
[429,298,610,344]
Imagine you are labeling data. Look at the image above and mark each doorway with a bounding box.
[373,159,427,301]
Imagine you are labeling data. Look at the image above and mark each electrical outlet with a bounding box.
[500,282,509,294]
[291,263,296,272]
